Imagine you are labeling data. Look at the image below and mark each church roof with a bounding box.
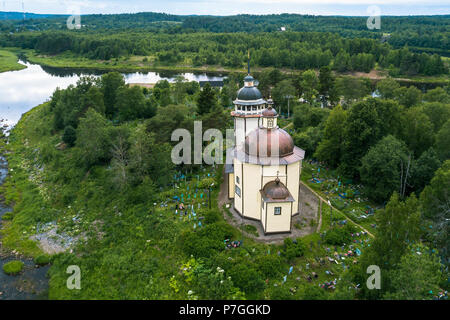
[245,127,294,158]
[236,86,263,101]
[261,178,294,203]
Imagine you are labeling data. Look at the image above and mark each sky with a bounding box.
[1,0,450,16]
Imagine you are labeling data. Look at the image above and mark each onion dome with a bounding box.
[262,178,291,200]
[262,106,278,117]
[244,127,294,158]
[237,86,263,101]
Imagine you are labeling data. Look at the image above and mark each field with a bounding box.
[0,49,27,73]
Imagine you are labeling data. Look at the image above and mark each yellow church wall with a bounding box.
[261,198,266,228]
[264,202,292,234]
[233,158,243,214]
[228,173,235,199]
[262,165,287,188]
[287,162,301,215]
[242,162,262,220]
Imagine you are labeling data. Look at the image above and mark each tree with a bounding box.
[315,105,348,168]
[62,125,77,147]
[384,244,443,300]
[410,148,442,193]
[359,135,410,203]
[353,193,421,299]
[376,78,400,99]
[423,87,450,104]
[76,108,112,168]
[272,79,296,114]
[394,86,422,108]
[399,107,434,157]
[318,65,335,100]
[293,127,322,157]
[127,125,174,186]
[116,86,150,122]
[300,69,319,102]
[435,119,450,161]
[420,160,450,266]
[197,83,217,115]
[422,102,450,133]
[110,127,130,190]
[100,72,125,118]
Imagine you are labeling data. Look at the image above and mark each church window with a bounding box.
[267,118,274,128]
[274,207,282,215]
[235,185,241,197]
[236,176,240,184]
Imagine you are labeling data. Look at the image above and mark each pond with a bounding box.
[0,60,225,129]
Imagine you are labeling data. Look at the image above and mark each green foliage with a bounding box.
[314,105,347,168]
[376,79,400,99]
[254,254,283,279]
[35,254,51,266]
[62,125,76,147]
[324,224,356,246]
[384,244,443,300]
[227,264,265,295]
[359,135,409,203]
[281,238,305,261]
[435,120,450,161]
[3,260,24,275]
[197,83,217,115]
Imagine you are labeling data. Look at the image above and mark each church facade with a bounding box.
[226,74,305,235]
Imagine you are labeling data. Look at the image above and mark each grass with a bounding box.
[0,49,27,73]
[3,260,25,275]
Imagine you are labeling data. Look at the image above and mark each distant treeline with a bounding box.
[1,30,447,76]
[1,12,449,52]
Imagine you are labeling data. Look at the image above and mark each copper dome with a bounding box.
[244,127,294,158]
[262,178,290,200]
[262,106,278,117]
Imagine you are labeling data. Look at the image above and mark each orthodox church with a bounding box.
[226,73,305,235]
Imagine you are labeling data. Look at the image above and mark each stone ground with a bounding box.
[218,168,321,244]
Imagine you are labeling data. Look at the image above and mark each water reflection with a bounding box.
[0,61,224,128]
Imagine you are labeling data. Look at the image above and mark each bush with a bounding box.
[324,224,356,245]
[3,260,24,275]
[35,254,51,266]
[180,222,235,258]
[62,125,77,147]
[228,264,264,295]
[282,238,305,261]
[255,254,283,278]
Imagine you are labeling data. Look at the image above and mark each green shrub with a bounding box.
[324,224,357,245]
[282,238,306,261]
[228,264,264,295]
[35,254,51,266]
[255,254,283,278]
[62,125,77,147]
[243,225,258,237]
[3,260,24,275]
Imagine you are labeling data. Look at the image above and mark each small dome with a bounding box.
[263,178,290,200]
[244,75,255,82]
[244,127,294,158]
[237,86,263,101]
[262,106,278,117]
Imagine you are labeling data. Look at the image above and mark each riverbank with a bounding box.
[0,130,50,300]
[0,50,27,73]
[12,48,449,86]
